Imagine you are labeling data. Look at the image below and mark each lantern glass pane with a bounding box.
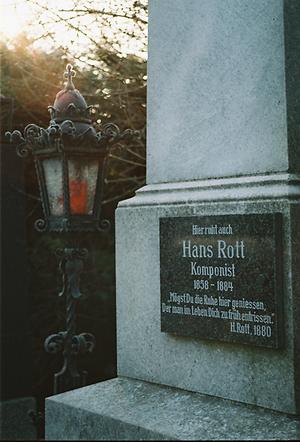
[43,158,64,216]
[68,159,99,215]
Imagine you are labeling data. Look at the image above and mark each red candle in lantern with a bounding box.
[69,179,88,214]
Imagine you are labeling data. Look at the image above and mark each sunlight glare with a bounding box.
[0,0,147,59]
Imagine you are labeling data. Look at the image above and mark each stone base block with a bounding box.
[115,177,300,414]
[45,377,300,440]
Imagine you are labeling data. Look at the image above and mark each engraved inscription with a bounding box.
[160,214,283,348]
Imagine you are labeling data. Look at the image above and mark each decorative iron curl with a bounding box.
[24,123,40,135]
[60,120,76,137]
[48,106,56,119]
[16,144,31,158]
[5,131,31,157]
[103,123,120,139]
[107,142,123,156]
[97,218,111,232]
[44,332,66,354]
[116,128,140,141]
[24,124,42,144]
[96,123,141,148]
[5,129,24,144]
[34,218,47,232]
[96,123,120,147]
[48,122,62,137]
[71,332,96,355]
[6,120,79,156]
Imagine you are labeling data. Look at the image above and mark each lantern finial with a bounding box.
[64,64,76,91]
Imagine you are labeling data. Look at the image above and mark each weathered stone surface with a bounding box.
[45,377,300,441]
[147,0,300,183]
[116,195,300,414]
[114,0,300,416]
[0,397,37,441]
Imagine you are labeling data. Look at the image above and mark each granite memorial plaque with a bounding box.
[160,214,283,348]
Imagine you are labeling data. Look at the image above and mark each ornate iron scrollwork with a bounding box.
[34,218,47,232]
[71,333,96,355]
[44,332,66,354]
[44,248,95,394]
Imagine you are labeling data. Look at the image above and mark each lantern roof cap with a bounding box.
[49,64,91,123]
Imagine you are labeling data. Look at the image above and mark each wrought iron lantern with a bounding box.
[7,64,134,233]
[6,64,137,395]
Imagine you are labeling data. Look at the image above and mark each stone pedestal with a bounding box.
[46,377,300,441]
[46,0,300,439]
[116,185,300,415]
[116,0,300,416]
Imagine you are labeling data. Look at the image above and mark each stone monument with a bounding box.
[46,0,300,439]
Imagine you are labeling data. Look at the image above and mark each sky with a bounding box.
[0,0,147,59]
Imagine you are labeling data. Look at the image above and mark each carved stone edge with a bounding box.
[117,173,300,207]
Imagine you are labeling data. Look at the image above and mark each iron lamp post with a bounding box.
[6,64,136,394]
